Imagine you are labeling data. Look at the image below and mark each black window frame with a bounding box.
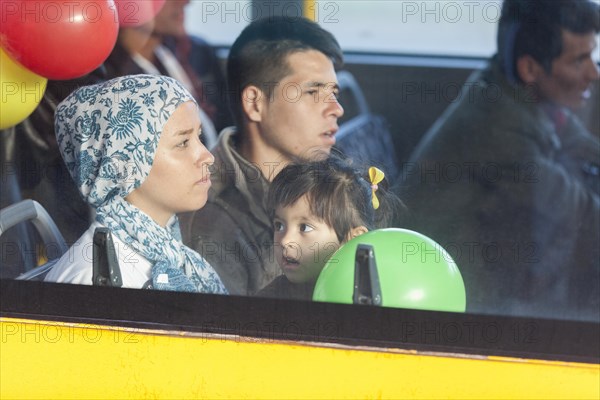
[1,279,598,365]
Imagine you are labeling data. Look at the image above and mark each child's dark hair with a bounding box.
[268,156,406,243]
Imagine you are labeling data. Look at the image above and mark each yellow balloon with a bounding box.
[0,47,47,130]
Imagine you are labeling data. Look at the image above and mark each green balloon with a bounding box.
[313,228,466,312]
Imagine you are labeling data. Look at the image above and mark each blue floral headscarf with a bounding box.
[55,74,227,294]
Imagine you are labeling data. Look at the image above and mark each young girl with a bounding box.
[258,156,405,300]
[45,74,226,294]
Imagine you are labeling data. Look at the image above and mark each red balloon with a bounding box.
[114,0,165,27]
[0,0,119,80]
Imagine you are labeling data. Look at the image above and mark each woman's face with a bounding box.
[126,101,214,226]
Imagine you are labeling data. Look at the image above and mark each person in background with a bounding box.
[104,0,230,144]
[400,0,599,321]
[258,156,405,301]
[180,16,345,295]
[45,74,227,294]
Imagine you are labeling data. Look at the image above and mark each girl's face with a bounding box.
[126,101,214,226]
[273,195,341,284]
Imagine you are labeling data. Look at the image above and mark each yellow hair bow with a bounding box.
[368,167,385,210]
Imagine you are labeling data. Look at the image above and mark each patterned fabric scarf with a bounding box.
[54,74,227,294]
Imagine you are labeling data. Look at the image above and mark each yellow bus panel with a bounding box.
[1,317,598,399]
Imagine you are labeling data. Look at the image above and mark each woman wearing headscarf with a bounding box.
[45,74,227,294]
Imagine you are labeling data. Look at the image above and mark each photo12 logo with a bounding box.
[0,1,116,24]
[197,1,339,24]
[1,321,140,344]
[400,1,503,24]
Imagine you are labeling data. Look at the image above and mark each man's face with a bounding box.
[255,50,344,169]
[535,30,599,109]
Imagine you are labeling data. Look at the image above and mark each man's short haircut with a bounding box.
[227,16,343,128]
[497,0,600,83]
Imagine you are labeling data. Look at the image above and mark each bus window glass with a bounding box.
[185,0,253,46]
[312,0,502,57]
[1,0,599,350]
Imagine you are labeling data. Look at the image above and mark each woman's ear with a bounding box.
[346,226,368,242]
[241,85,265,123]
[516,55,545,85]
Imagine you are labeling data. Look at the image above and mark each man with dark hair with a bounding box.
[181,17,344,295]
[401,0,599,320]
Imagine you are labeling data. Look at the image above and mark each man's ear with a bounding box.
[516,55,545,84]
[346,226,368,242]
[241,85,265,123]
